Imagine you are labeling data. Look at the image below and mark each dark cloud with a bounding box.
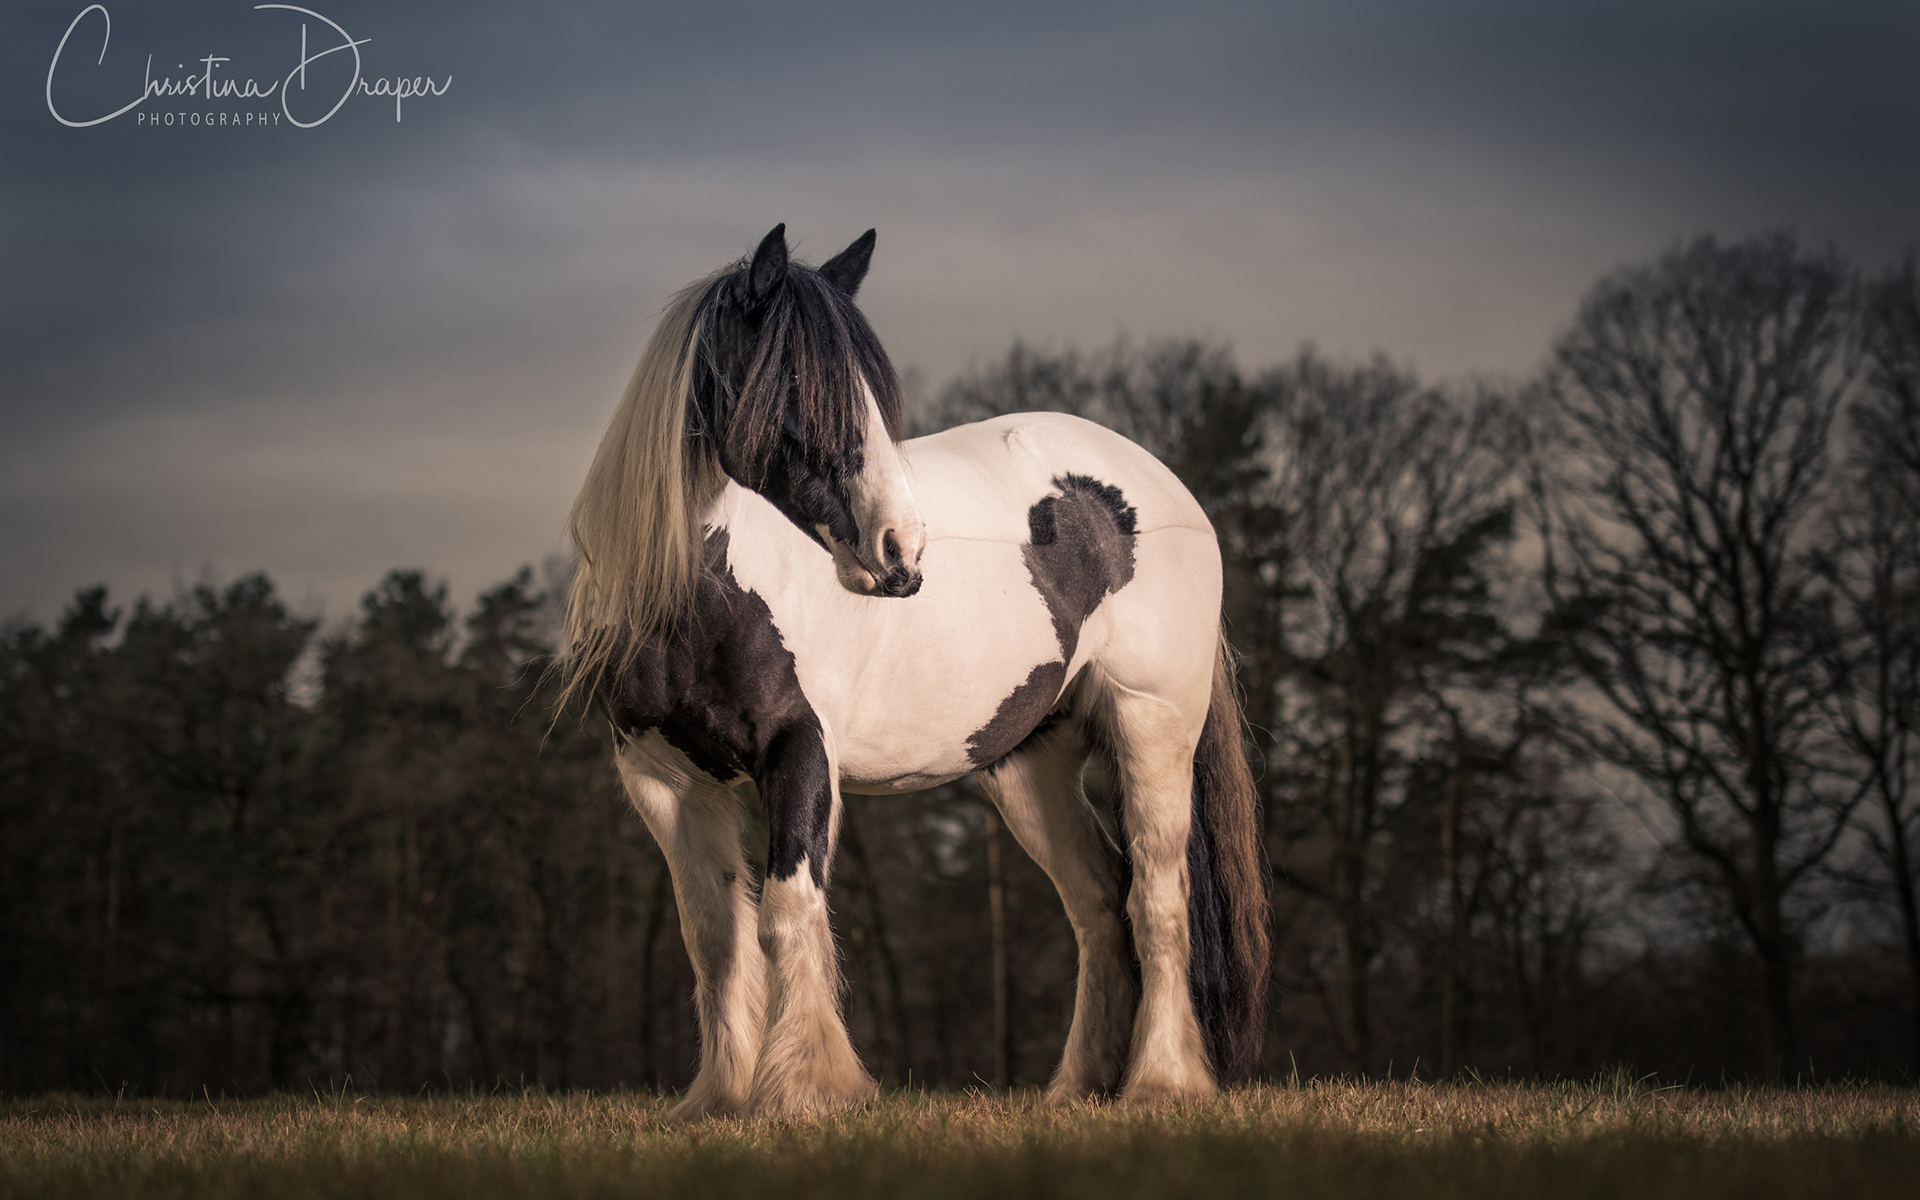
[1,0,1914,620]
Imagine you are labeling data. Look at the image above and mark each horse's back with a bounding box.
[904,412,1212,543]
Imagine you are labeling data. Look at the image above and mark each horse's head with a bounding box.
[694,225,925,598]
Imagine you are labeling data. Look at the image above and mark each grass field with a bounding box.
[4,1075,1917,1199]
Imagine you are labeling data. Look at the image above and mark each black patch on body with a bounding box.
[1023,474,1138,660]
[601,529,834,886]
[964,475,1138,769]
[964,660,1067,768]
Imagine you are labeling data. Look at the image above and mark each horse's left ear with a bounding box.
[818,229,876,297]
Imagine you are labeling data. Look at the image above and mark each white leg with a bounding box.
[747,729,876,1116]
[976,724,1135,1101]
[1106,685,1216,1101]
[616,735,767,1120]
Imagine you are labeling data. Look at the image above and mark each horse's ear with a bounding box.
[819,229,876,297]
[735,223,788,310]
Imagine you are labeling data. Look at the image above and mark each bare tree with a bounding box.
[926,338,1238,456]
[1821,253,1920,1061]
[1538,231,1860,1078]
[1257,352,1527,1073]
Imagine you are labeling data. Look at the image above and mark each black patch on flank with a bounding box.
[964,660,1067,770]
[600,528,835,887]
[1022,474,1138,661]
[962,476,1138,769]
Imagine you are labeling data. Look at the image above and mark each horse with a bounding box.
[560,225,1269,1119]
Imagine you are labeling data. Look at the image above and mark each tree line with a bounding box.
[3,231,1916,1095]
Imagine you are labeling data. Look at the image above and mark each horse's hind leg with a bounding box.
[975,722,1135,1101]
[1103,683,1217,1101]
[616,734,767,1121]
[748,724,877,1116]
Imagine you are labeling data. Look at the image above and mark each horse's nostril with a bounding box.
[882,529,905,568]
[877,565,922,599]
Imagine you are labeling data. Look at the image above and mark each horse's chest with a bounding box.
[603,529,816,784]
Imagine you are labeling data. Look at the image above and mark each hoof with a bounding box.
[662,1089,748,1124]
[1119,1071,1217,1106]
[747,1071,878,1119]
[1043,1078,1112,1107]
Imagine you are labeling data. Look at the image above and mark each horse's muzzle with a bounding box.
[828,532,923,598]
[876,566,922,598]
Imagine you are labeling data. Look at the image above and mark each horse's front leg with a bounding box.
[615,735,767,1121]
[748,722,877,1117]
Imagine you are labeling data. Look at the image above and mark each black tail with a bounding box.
[1185,634,1271,1083]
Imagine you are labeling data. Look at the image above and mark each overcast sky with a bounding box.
[2,0,1915,625]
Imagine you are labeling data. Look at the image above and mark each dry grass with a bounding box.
[3,1076,1916,1199]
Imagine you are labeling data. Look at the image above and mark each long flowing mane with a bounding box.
[558,250,905,711]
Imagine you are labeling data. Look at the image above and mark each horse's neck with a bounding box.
[704,479,751,536]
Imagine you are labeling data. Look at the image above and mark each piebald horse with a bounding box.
[562,226,1268,1119]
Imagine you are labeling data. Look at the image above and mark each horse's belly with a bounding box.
[831,675,1040,789]
[803,538,1069,791]
[838,771,971,795]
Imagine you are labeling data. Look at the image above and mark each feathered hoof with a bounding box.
[1119,1069,1218,1107]
[662,1087,749,1124]
[747,1062,878,1119]
[1043,1077,1114,1107]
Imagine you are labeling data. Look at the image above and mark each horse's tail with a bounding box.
[1185,631,1271,1083]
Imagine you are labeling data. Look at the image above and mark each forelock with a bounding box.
[708,260,906,480]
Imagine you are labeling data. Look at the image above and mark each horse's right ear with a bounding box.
[819,229,876,297]
[733,224,788,310]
